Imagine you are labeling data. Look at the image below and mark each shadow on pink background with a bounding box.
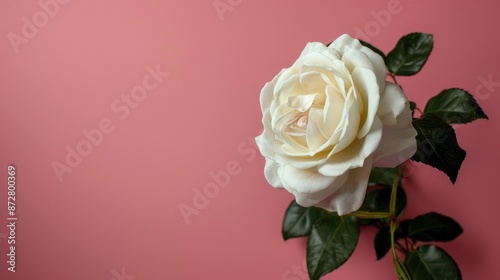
[0,0,499,279]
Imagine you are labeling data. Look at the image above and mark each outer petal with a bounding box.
[329,34,386,89]
[298,42,331,60]
[373,82,417,167]
[263,158,283,188]
[279,165,335,194]
[255,109,278,159]
[260,81,274,112]
[279,165,349,207]
[358,45,387,90]
[297,51,337,70]
[274,151,328,169]
[328,34,360,55]
[315,156,373,215]
[342,45,377,75]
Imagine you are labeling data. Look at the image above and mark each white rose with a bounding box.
[255,34,417,215]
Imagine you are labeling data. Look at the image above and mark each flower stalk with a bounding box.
[389,165,412,280]
[347,211,391,219]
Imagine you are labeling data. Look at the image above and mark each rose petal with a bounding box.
[323,85,345,137]
[298,66,341,91]
[306,108,328,150]
[271,102,294,133]
[274,151,327,169]
[329,34,386,89]
[343,45,377,74]
[359,46,387,90]
[256,109,280,159]
[298,42,341,64]
[318,117,382,176]
[287,93,317,112]
[373,82,417,167]
[316,156,373,215]
[299,42,329,58]
[351,67,380,139]
[279,165,334,193]
[274,72,300,101]
[299,71,328,94]
[264,158,283,188]
[294,173,349,207]
[328,93,361,154]
[260,82,274,112]
[279,165,349,206]
[328,34,358,55]
[332,60,351,92]
[377,82,406,124]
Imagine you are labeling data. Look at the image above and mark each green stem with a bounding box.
[347,211,392,219]
[390,221,398,259]
[389,165,401,216]
[389,165,412,280]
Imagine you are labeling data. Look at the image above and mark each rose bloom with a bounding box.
[255,34,417,215]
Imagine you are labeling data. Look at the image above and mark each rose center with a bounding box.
[285,112,309,138]
[295,115,308,127]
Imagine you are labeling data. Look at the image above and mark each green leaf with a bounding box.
[374,226,391,260]
[397,219,411,239]
[307,215,359,280]
[369,167,400,187]
[362,187,407,218]
[409,101,417,117]
[408,212,463,242]
[405,245,462,280]
[424,88,488,124]
[411,114,466,183]
[386,33,434,76]
[359,40,386,61]
[374,221,411,261]
[282,201,328,240]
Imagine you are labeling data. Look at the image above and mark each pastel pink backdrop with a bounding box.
[0,0,499,279]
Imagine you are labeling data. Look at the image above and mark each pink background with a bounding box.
[1,0,499,279]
